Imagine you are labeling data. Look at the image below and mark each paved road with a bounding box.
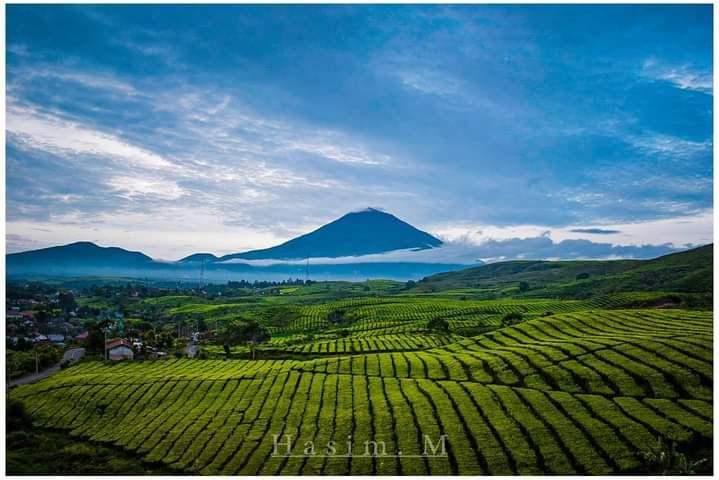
[9,347,85,387]
[186,341,198,358]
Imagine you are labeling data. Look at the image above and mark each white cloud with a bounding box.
[222,243,482,266]
[396,69,463,98]
[10,63,138,96]
[281,139,388,166]
[642,59,712,94]
[106,176,185,200]
[629,133,711,160]
[7,43,30,57]
[160,90,394,167]
[6,206,287,260]
[429,209,713,250]
[7,102,173,170]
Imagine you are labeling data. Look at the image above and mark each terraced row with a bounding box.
[276,293,685,336]
[283,333,463,354]
[11,308,711,475]
[293,310,712,400]
[14,370,711,475]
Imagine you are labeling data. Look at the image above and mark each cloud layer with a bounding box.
[6,5,713,260]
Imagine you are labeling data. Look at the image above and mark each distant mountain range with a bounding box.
[6,210,711,286]
[6,209,456,281]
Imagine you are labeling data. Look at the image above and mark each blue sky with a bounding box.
[6,5,713,261]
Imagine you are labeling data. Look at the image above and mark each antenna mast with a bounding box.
[305,254,310,283]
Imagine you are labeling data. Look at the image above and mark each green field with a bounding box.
[7,246,713,474]
[11,307,712,474]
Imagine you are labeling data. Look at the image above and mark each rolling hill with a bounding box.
[6,242,155,272]
[414,244,712,298]
[178,253,219,264]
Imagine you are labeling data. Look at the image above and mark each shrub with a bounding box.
[61,443,98,460]
[639,436,707,475]
[6,430,35,449]
[501,312,523,326]
[7,398,32,432]
[427,317,449,332]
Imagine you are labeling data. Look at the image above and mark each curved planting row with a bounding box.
[273,293,684,337]
[283,333,464,354]
[13,373,711,475]
[10,308,712,475]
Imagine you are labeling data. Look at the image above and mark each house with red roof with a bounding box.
[105,338,134,361]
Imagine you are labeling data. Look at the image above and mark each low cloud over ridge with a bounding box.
[226,236,685,266]
[570,228,622,235]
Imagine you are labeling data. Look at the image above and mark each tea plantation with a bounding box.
[11,306,712,474]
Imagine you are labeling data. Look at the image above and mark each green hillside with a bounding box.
[11,308,712,475]
[7,245,713,475]
[414,244,712,299]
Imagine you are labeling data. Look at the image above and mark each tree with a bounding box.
[501,312,523,327]
[222,319,270,359]
[14,337,32,352]
[156,332,174,350]
[197,317,207,332]
[138,321,154,333]
[58,291,77,315]
[85,321,106,354]
[427,317,450,333]
[7,398,32,432]
[518,281,530,293]
[327,309,345,325]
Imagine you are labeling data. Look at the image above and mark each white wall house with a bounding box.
[106,338,134,361]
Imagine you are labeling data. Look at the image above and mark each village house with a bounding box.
[106,338,134,361]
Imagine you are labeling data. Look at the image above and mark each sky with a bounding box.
[6,5,713,262]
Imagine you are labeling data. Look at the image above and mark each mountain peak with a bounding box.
[178,252,219,263]
[352,207,385,214]
[220,209,442,261]
[66,241,100,248]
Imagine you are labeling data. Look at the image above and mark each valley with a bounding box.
[6,245,714,475]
